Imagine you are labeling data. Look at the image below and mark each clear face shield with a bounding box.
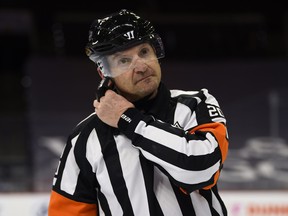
[92,43,163,78]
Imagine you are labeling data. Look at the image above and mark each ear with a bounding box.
[97,67,104,79]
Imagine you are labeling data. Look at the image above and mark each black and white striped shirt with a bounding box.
[49,83,229,216]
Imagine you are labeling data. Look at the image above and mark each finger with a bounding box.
[93,99,99,108]
[105,89,115,97]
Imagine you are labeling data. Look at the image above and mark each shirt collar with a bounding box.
[133,82,171,121]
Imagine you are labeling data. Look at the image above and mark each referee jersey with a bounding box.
[48,83,229,216]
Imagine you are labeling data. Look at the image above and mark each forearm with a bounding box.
[117,108,228,192]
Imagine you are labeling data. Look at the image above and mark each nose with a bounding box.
[132,58,148,72]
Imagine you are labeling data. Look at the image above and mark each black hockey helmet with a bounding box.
[85,9,165,76]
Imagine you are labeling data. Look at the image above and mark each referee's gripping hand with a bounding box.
[94,90,135,128]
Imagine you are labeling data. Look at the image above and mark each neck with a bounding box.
[133,86,161,110]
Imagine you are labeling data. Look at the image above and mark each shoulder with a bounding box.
[170,89,200,98]
[170,88,221,112]
[69,112,99,138]
[171,88,217,103]
[69,112,114,142]
[170,88,214,98]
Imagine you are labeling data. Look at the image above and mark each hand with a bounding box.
[93,90,135,128]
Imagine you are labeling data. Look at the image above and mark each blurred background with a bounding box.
[0,1,288,215]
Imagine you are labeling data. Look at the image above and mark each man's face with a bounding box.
[106,43,162,102]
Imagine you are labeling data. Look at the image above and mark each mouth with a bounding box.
[135,75,153,84]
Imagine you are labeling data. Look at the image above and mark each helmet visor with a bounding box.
[96,43,163,78]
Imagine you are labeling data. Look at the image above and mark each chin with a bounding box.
[141,84,158,97]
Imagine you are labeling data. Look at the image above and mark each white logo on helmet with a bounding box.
[123,30,135,40]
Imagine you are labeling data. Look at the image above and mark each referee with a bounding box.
[48,9,229,216]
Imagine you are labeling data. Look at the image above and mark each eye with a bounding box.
[119,57,130,64]
[139,47,151,57]
[116,57,132,68]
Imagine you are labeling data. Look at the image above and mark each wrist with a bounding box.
[118,108,144,138]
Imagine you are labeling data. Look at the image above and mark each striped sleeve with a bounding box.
[117,89,228,193]
[48,114,99,215]
[48,190,97,216]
